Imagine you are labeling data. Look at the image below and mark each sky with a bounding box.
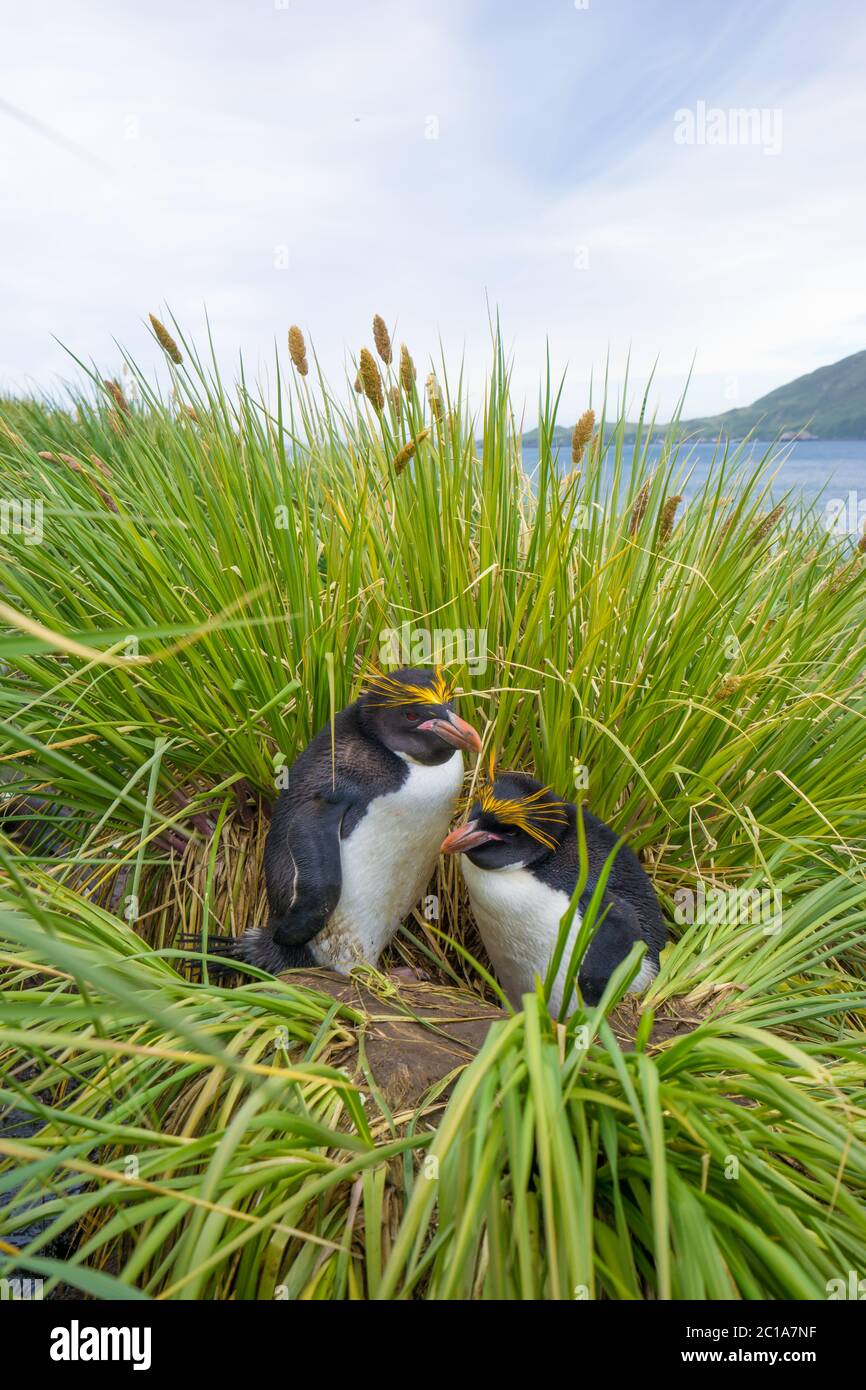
[2,0,865,421]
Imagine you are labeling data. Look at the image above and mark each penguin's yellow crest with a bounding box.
[479,782,568,851]
[364,666,456,708]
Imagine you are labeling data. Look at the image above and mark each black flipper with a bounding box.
[578,894,645,1006]
[180,793,351,979]
[264,794,346,949]
[236,792,349,975]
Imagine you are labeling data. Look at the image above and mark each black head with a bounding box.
[441,771,570,868]
[358,667,481,765]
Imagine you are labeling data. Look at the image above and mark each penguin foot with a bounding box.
[178,929,316,978]
[177,932,245,978]
[178,931,239,953]
[240,928,318,974]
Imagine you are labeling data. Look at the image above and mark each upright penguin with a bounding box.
[441,772,666,1013]
[211,668,481,975]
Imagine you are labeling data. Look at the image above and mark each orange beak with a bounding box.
[440,819,502,854]
[418,710,482,755]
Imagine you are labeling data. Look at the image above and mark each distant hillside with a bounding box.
[524,348,866,446]
[683,350,866,440]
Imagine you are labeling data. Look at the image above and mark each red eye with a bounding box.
[405,710,420,723]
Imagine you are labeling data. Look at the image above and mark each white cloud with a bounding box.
[1,0,864,424]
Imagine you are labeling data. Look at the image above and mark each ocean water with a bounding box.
[522,439,866,526]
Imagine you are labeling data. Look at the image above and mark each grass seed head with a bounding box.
[89,453,112,479]
[373,314,393,364]
[0,420,25,447]
[288,325,309,376]
[571,409,595,465]
[103,379,130,416]
[820,556,861,594]
[399,343,416,392]
[149,314,183,364]
[628,478,652,536]
[392,428,431,476]
[39,450,81,470]
[749,503,784,546]
[426,371,444,422]
[659,493,683,543]
[359,348,384,410]
[39,450,116,510]
[715,674,744,700]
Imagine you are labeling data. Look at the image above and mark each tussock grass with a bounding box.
[0,319,865,1299]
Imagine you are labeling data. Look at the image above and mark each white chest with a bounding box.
[312,752,463,970]
[460,857,576,1011]
[461,858,657,1013]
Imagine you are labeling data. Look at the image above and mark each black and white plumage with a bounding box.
[440,771,666,1012]
[211,668,481,976]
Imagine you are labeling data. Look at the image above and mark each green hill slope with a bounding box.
[684,349,866,440]
[524,348,866,445]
